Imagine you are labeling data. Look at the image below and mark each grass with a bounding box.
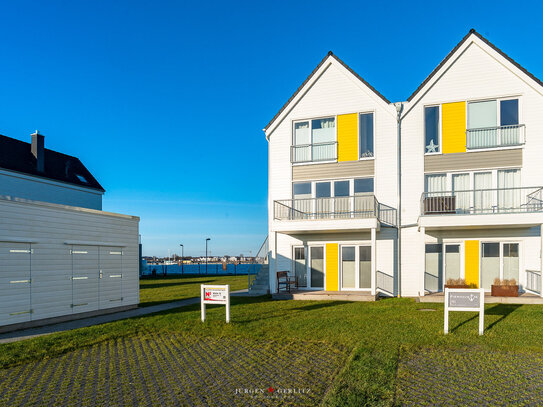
[139,274,249,306]
[2,289,543,405]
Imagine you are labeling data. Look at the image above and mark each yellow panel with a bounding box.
[465,240,479,287]
[325,243,339,291]
[337,113,358,162]
[442,102,466,154]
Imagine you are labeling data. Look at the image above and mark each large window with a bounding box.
[424,106,440,154]
[292,117,336,163]
[359,113,374,158]
[481,242,519,290]
[467,98,521,149]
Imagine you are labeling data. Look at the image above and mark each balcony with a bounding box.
[274,195,397,233]
[291,142,337,164]
[420,187,543,229]
[466,124,525,150]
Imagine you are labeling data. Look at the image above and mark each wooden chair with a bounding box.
[276,271,298,293]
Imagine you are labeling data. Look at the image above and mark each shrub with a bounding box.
[493,278,517,286]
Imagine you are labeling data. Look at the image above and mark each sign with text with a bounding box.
[201,284,230,322]
[444,288,484,335]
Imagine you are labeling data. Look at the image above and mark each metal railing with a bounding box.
[421,186,543,216]
[526,270,541,294]
[291,141,337,163]
[248,236,269,290]
[274,195,397,226]
[466,124,525,149]
[376,271,394,296]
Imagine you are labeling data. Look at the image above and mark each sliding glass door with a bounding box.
[482,242,519,290]
[340,245,372,290]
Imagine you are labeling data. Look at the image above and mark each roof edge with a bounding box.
[264,51,390,133]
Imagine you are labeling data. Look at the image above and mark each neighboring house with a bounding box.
[0,132,139,331]
[401,30,543,297]
[265,29,543,298]
[0,132,104,209]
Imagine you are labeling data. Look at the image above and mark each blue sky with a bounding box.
[1,1,542,257]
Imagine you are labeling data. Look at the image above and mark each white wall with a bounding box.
[0,169,103,210]
[0,195,139,327]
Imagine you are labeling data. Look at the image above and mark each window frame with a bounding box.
[292,115,338,165]
[292,177,375,199]
[358,111,376,161]
[423,104,442,156]
[479,240,521,289]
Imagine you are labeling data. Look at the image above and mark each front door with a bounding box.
[444,244,461,283]
[293,247,307,287]
[309,246,324,288]
[99,247,123,309]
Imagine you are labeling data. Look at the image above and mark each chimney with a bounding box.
[31,131,45,172]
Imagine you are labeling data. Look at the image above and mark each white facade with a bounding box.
[265,30,543,298]
[0,168,103,210]
[0,195,139,329]
[266,54,398,295]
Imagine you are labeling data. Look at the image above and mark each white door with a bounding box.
[309,246,324,289]
[444,244,462,283]
[341,245,372,290]
[0,242,32,325]
[71,246,100,313]
[99,247,123,309]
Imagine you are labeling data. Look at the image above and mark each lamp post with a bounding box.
[179,244,184,275]
[205,238,211,275]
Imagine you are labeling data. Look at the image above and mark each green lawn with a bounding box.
[1,292,543,405]
[139,274,249,306]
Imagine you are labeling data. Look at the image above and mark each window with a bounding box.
[354,178,374,194]
[334,181,350,197]
[75,174,88,183]
[425,174,446,193]
[292,117,336,163]
[424,106,440,154]
[467,98,521,149]
[293,247,307,287]
[425,244,443,292]
[481,242,519,290]
[359,113,374,158]
[316,182,331,198]
[293,183,311,198]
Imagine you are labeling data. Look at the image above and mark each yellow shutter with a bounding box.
[442,102,466,154]
[337,113,358,162]
[464,240,479,287]
[325,243,339,291]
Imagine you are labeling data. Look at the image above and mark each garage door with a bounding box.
[71,246,100,314]
[99,246,123,309]
[0,242,32,325]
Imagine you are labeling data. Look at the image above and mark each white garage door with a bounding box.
[71,246,100,313]
[0,242,32,325]
[100,246,123,309]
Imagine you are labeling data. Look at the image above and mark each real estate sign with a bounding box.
[201,284,230,323]
[444,288,485,335]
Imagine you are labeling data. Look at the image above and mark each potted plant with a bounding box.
[444,278,470,289]
[491,278,519,297]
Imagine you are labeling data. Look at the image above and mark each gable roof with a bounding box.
[407,28,543,102]
[0,134,105,192]
[264,51,390,133]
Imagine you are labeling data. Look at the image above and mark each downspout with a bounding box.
[395,102,404,297]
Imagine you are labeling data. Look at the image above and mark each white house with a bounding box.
[264,29,543,299]
[0,132,140,331]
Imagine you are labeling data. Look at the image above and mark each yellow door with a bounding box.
[464,240,479,287]
[325,243,339,291]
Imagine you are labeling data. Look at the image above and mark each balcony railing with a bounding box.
[274,195,397,226]
[466,124,525,150]
[291,142,337,163]
[421,186,543,216]
[526,270,541,294]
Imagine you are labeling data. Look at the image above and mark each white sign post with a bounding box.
[444,288,485,335]
[201,284,230,323]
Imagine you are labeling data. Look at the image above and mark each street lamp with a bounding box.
[205,238,211,274]
[179,244,184,275]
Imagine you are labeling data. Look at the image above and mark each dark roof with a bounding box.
[264,51,390,132]
[0,134,104,192]
[407,28,543,102]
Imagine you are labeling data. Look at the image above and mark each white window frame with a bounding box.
[479,240,522,290]
[292,116,337,165]
[358,110,376,161]
[423,104,442,156]
[339,243,373,291]
[306,244,325,290]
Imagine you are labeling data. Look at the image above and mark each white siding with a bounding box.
[0,196,139,326]
[0,170,103,210]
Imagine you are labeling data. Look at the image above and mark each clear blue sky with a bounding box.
[1,1,542,257]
